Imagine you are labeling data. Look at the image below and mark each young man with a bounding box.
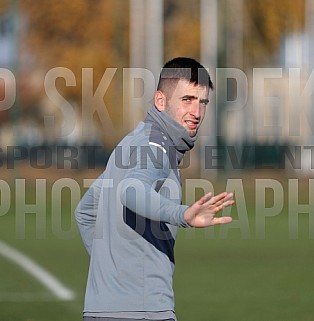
[75,57,234,321]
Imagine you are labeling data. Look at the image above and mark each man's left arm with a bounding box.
[119,145,234,228]
[119,144,189,227]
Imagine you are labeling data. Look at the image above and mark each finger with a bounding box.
[212,196,235,214]
[212,216,233,225]
[217,193,235,208]
[198,192,212,205]
[206,192,227,206]
[223,199,235,207]
[223,192,234,202]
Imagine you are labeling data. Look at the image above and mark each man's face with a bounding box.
[164,79,209,137]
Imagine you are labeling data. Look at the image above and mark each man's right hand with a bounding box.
[184,192,234,228]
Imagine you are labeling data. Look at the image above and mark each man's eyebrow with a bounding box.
[180,95,198,100]
[179,95,209,104]
[200,98,209,104]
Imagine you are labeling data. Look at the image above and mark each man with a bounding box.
[75,57,234,321]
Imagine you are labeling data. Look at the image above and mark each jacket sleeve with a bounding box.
[119,144,190,227]
[75,175,103,255]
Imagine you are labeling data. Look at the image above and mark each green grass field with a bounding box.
[1,171,314,321]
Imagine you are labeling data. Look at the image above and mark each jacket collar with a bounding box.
[145,106,197,162]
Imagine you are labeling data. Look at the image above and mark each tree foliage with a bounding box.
[164,0,305,66]
[164,0,201,61]
[0,0,8,13]
[245,0,305,65]
[20,0,129,138]
[20,0,128,117]
[21,0,128,80]
[0,0,306,143]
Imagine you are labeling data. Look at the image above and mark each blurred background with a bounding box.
[0,0,311,172]
[1,1,314,321]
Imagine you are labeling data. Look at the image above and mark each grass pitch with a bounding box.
[1,171,314,321]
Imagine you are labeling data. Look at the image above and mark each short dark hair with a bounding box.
[157,57,214,95]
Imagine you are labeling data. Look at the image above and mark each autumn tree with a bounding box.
[1,0,306,146]
[164,0,201,61]
[164,0,305,67]
[245,0,305,66]
[19,0,129,146]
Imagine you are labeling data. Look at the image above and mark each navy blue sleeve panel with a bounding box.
[123,206,176,264]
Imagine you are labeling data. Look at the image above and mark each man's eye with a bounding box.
[201,100,209,106]
[182,98,191,102]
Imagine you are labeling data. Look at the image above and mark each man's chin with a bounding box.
[182,124,198,137]
[187,129,198,137]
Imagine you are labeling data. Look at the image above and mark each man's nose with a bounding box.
[189,102,201,119]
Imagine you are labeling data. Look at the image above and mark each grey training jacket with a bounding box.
[75,106,195,319]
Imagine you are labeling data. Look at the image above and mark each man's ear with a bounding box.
[154,91,166,111]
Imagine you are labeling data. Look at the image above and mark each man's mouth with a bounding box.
[184,120,199,130]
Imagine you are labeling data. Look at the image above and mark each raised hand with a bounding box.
[184,192,235,228]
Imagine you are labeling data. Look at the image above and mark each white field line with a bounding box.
[0,240,75,301]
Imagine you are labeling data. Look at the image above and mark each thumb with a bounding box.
[213,216,233,225]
